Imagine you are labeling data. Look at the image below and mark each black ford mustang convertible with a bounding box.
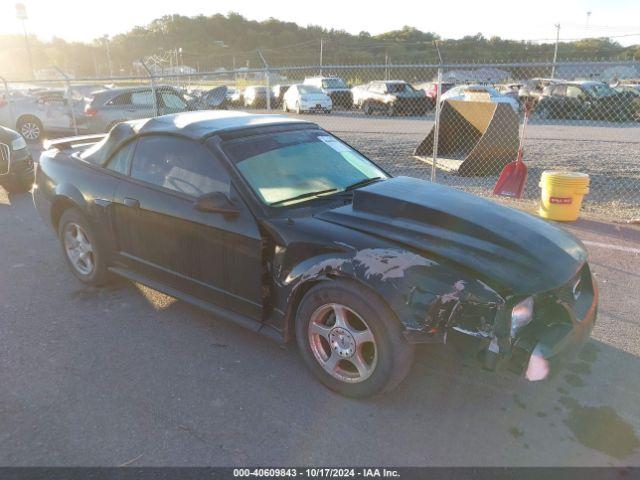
[34,111,597,397]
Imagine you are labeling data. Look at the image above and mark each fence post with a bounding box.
[431,67,443,182]
[257,50,271,111]
[0,77,15,130]
[139,59,159,117]
[53,66,79,136]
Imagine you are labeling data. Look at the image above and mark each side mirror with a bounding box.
[194,192,240,216]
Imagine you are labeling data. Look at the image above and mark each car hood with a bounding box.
[315,177,586,295]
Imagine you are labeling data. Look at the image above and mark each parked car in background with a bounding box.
[34,110,598,397]
[496,83,522,101]
[243,86,276,108]
[414,81,455,109]
[303,76,353,109]
[226,87,244,107]
[0,88,89,141]
[84,86,190,133]
[185,86,228,111]
[0,125,34,192]
[612,84,640,121]
[353,81,430,116]
[271,84,291,107]
[536,81,634,121]
[518,78,561,106]
[282,84,332,114]
[441,84,520,112]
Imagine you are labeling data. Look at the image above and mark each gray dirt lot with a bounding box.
[0,139,639,465]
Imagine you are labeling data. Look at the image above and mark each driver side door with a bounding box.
[110,134,263,320]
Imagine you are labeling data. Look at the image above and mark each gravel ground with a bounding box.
[296,111,640,221]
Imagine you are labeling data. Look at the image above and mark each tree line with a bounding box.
[1,12,638,80]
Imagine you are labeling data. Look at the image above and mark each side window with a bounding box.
[106,94,131,106]
[131,91,155,107]
[130,136,229,197]
[105,141,136,175]
[160,91,187,109]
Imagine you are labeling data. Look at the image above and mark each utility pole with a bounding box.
[320,38,324,76]
[103,35,113,77]
[551,23,560,79]
[15,3,34,79]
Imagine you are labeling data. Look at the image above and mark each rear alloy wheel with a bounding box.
[296,280,414,398]
[58,209,110,286]
[17,117,43,141]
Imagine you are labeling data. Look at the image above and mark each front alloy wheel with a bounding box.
[295,280,415,398]
[18,119,42,141]
[309,303,377,383]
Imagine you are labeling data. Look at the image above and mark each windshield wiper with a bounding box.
[344,177,384,191]
[270,188,338,206]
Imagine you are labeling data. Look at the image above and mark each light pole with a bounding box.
[15,3,34,78]
[320,38,324,76]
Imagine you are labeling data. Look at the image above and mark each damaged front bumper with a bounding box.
[436,268,598,382]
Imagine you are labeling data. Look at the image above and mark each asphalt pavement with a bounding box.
[0,146,639,466]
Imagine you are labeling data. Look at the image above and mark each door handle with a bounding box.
[123,197,140,208]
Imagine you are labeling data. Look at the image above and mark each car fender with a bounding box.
[281,247,506,341]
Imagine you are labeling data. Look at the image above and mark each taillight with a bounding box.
[84,106,98,116]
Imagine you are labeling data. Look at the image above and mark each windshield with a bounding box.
[386,83,409,93]
[583,83,616,98]
[321,78,347,89]
[222,129,387,207]
[298,85,322,95]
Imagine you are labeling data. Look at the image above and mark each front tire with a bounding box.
[58,208,111,286]
[17,116,43,142]
[295,280,415,398]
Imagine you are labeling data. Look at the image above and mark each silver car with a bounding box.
[0,88,89,141]
[83,86,191,133]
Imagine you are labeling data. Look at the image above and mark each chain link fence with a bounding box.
[2,60,639,220]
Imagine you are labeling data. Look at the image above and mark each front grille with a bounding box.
[0,143,10,176]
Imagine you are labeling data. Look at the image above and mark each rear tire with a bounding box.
[58,208,111,287]
[0,171,34,193]
[295,280,415,398]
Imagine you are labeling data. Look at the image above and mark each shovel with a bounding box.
[493,101,532,199]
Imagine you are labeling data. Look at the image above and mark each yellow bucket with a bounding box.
[539,171,590,222]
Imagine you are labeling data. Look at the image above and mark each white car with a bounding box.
[282,84,332,114]
[440,84,520,112]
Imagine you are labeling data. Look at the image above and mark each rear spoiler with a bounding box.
[43,134,107,151]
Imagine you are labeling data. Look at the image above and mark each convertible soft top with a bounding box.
[83,111,313,166]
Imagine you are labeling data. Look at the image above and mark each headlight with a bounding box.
[511,297,534,337]
[11,136,27,151]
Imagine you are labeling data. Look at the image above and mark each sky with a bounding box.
[0,0,639,46]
